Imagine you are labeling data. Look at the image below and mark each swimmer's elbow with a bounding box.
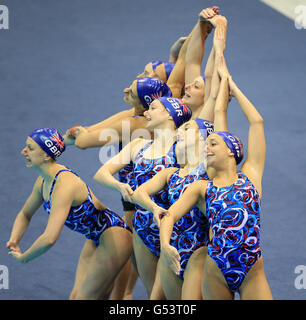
[204,69,213,80]
[93,171,101,183]
[42,232,58,246]
[251,115,264,126]
[131,188,141,202]
[48,237,57,246]
[93,169,106,184]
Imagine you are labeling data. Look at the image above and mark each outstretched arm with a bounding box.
[7,177,43,254]
[65,112,147,149]
[229,78,265,195]
[86,108,134,132]
[8,174,76,263]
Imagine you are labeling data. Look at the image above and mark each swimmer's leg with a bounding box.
[133,229,159,298]
[182,246,208,300]
[73,227,133,300]
[239,257,273,300]
[202,255,234,300]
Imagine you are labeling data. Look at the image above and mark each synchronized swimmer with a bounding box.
[7,6,273,300]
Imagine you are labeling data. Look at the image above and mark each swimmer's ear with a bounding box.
[227,149,235,160]
[44,155,53,162]
[167,114,173,121]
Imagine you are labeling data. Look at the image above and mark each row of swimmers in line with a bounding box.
[7,7,273,300]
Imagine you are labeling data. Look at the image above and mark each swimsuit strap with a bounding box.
[137,140,154,156]
[119,115,145,151]
[48,169,72,202]
[169,140,178,160]
[136,139,176,162]
[46,168,93,204]
[205,179,214,192]
[168,167,181,183]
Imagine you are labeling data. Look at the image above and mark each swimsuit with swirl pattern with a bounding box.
[168,164,210,279]
[42,169,131,247]
[133,140,178,257]
[205,171,262,292]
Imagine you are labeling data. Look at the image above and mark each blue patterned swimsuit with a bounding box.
[168,164,210,279]
[205,172,262,292]
[133,140,178,257]
[42,169,131,247]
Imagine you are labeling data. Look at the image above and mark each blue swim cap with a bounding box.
[214,131,244,165]
[151,60,163,70]
[29,128,66,159]
[157,97,192,128]
[163,62,175,80]
[193,118,214,140]
[137,77,172,109]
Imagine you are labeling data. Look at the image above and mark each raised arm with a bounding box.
[184,7,218,85]
[167,12,208,98]
[198,15,228,122]
[166,30,191,98]
[169,36,187,63]
[229,78,265,195]
[160,180,207,275]
[213,56,230,132]
[203,44,215,106]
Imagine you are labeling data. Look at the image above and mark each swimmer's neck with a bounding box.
[36,162,65,183]
[190,104,205,119]
[152,128,177,146]
[212,169,238,187]
[133,104,145,116]
[179,156,205,175]
[179,162,202,176]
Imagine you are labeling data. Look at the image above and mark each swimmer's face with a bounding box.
[123,80,140,106]
[182,76,205,109]
[21,137,47,168]
[143,99,171,130]
[176,120,205,162]
[205,134,232,168]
